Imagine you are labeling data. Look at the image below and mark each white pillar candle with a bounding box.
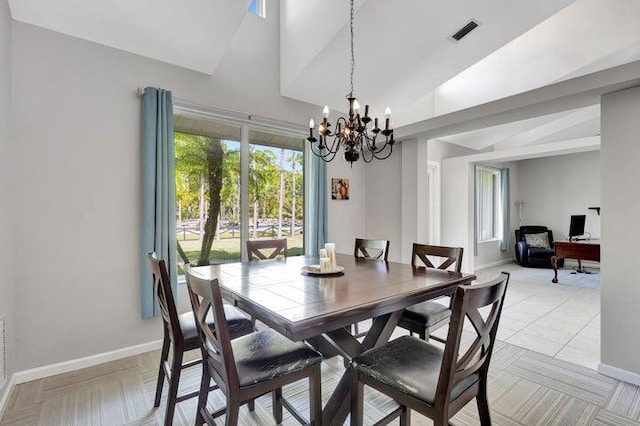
[320,257,331,272]
[319,248,327,259]
[324,243,337,271]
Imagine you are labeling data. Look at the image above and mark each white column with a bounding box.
[599,85,640,384]
[400,138,428,263]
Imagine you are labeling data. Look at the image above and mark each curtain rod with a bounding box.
[136,87,307,135]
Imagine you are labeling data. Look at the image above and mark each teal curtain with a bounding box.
[306,151,328,255]
[141,87,177,319]
[500,168,510,251]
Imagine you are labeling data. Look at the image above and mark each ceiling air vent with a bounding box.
[451,20,479,41]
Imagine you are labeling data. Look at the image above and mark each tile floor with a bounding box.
[471,261,601,370]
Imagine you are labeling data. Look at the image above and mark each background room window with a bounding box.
[173,113,304,267]
[248,0,266,18]
[476,166,502,242]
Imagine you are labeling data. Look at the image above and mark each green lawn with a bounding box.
[178,234,304,264]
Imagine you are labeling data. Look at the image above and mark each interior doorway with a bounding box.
[427,161,441,245]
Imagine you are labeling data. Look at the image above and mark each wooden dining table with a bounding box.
[191,253,476,425]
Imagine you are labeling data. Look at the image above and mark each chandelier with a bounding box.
[306,0,394,165]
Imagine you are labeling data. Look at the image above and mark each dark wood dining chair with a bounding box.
[351,272,510,426]
[246,238,288,261]
[354,238,390,261]
[147,253,254,426]
[351,238,391,337]
[396,244,464,342]
[184,265,323,426]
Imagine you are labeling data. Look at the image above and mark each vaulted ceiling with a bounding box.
[9,0,640,151]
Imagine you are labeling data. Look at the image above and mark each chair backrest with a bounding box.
[515,226,554,244]
[354,238,390,261]
[411,243,463,272]
[184,265,240,390]
[437,272,509,407]
[147,253,182,344]
[246,238,288,261]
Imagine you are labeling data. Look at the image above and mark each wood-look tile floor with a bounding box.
[2,339,640,426]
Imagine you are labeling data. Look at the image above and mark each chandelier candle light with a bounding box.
[306,0,394,165]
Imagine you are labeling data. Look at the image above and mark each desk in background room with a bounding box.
[551,240,600,283]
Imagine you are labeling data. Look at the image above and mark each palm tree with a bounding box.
[174,132,224,265]
[223,147,276,238]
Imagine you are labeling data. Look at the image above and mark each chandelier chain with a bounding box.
[349,0,355,98]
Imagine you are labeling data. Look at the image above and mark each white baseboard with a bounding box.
[0,374,17,421]
[474,258,514,271]
[13,339,163,385]
[598,363,640,387]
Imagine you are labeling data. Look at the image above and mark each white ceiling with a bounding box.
[9,0,640,152]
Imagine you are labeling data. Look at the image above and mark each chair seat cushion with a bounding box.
[232,329,322,387]
[353,335,479,405]
[179,305,254,348]
[401,300,452,327]
[528,247,554,258]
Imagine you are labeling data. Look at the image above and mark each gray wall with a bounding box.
[363,138,476,264]
[516,151,601,240]
[364,144,403,262]
[10,0,320,371]
[601,86,640,379]
[0,0,14,392]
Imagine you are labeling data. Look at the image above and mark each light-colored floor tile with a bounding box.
[506,333,564,357]
[497,327,518,342]
[520,323,576,345]
[577,325,600,340]
[479,263,601,367]
[502,309,543,323]
[542,310,597,327]
[555,345,601,370]
[500,317,532,333]
[532,315,588,334]
[567,333,600,353]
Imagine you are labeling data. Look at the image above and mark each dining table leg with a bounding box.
[320,311,404,425]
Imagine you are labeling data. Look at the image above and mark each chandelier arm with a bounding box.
[319,149,339,162]
[310,138,340,158]
[311,144,339,162]
[369,145,394,160]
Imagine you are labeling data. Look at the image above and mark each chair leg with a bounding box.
[350,368,364,426]
[399,406,411,426]
[163,349,184,426]
[477,377,492,426]
[225,401,240,426]
[195,367,211,426]
[272,388,283,423]
[154,333,170,407]
[309,365,322,425]
[248,399,255,412]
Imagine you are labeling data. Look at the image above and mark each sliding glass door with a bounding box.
[173,113,304,266]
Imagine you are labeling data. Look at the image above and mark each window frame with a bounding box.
[173,100,307,262]
[476,166,502,243]
[248,0,266,18]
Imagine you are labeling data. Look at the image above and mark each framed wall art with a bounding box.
[331,178,350,200]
